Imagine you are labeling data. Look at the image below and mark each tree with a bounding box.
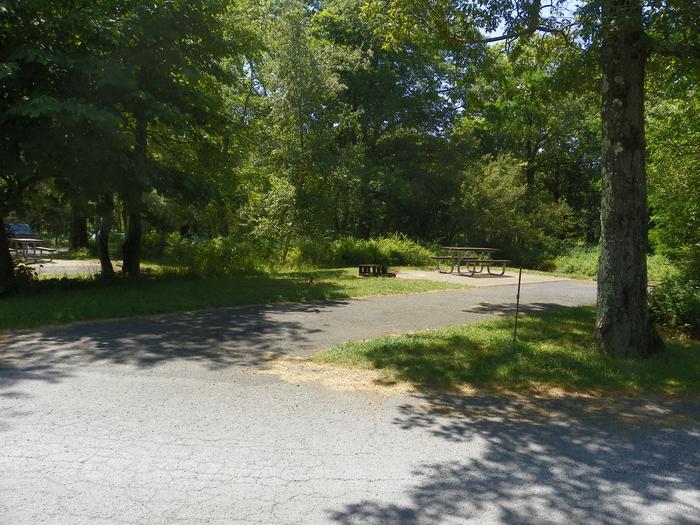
[0,0,119,288]
[367,0,699,357]
[1,0,247,285]
[594,0,660,356]
[312,0,460,239]
[106,0,236,276]
[646,58,700,277]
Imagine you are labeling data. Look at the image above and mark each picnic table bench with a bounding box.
[431,247,510,276]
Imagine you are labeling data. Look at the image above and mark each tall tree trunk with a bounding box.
[356,172,373,239]
[0,213,15,290]
[122,113,147,277]
[69,202,89,251]
[97,192,115,278]
[280,230,292,266]
[595,0,663,357]
[524,128,537,190]
[122,205,142,276]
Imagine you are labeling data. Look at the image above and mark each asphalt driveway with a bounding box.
[2,280,698,524]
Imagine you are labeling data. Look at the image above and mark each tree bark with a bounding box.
[69,203,89,251]
[122,113,147,277]
[595,0,663,357]
[96,192,115,278]
[0,213,15,290]
[122,204,142,276]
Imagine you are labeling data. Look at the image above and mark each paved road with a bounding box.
[2,281,699,524]
[1,280,597,366]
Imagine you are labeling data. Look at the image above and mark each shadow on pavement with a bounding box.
[462,301,565,316]
[329,392,700,524]
[0,300,349,390]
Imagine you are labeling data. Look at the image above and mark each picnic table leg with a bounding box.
[487,262,506,276]
[457,257,473,275]
[437,259,454,274]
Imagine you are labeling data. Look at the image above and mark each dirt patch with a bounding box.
[34,259,101,276]
[257,356,415,396]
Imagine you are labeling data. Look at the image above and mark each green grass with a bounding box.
[0,268,465,331]
[314,306,700,396]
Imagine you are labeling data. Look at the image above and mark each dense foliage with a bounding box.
[649,276,700,336]
[1,0,698,338]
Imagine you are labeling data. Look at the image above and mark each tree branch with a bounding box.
[472,22,575,44]
[645,36,700,60]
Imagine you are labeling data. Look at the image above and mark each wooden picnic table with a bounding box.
[432,246,510,276]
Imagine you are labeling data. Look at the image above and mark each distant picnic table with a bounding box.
[431,246,510,276]
[9,237,56,262]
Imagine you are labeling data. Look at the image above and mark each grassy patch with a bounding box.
[314,306,700,396]
[0,268,465,331]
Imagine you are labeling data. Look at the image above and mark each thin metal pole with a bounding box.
[513,267,522,342]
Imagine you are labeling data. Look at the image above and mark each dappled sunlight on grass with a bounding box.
[315,306,700,395]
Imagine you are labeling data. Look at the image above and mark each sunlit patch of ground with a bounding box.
[257,356,415,396]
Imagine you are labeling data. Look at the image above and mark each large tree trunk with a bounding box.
[69,203,89,251]
[96,192,115,278]
[595,0,663,357]
[122,204,142,276]
[0,213,15,290]
[122,113,147,277]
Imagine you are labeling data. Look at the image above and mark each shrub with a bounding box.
[537,259,557,272]
[553,244,679,280]
[288,234,434,268]
[289,237,338,267]
[141,232,169,260]
[163,236,262,276]
[13,262,38,288]
[649,275,700,336]
[0,263,38,295]
[553,244,599,277]
[370,234,435,266]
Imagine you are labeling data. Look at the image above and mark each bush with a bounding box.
[163,235,262,276]
[553,244,679,281]
[553,245,599,277]
[290,234,435,267]
[0,262,38,295]
[13,262,38,288]
[141,232,169,260]
[649,275,700,336]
